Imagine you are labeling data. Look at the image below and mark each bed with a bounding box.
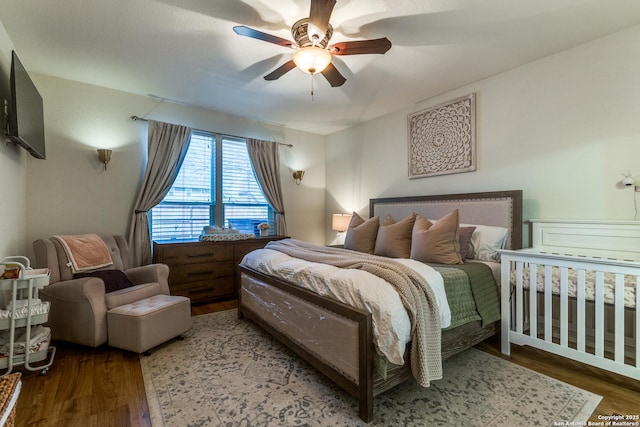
[500,219,639,381]
[238,190,523,422]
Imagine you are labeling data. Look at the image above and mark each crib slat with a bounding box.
[614,274,625,363]
[516,262,524,334]
[595,271,605,358]
[560,267,569,347]
[529,263,538,339]
[576,269,586,353]
[544,264,553,342]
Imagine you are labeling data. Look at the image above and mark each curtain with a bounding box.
[246,138,287,236]
[128,120,193,266]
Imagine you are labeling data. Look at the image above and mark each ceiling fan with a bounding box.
[233,0,392,87]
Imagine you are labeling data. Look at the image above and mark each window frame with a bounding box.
[150,131,273,242]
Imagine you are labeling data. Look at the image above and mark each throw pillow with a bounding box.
[460,223,509,261]
[343,212,379,254]
[374,213,416,258]
[410,210,463,264]
[459,226,477,259]
[73,269,135,293]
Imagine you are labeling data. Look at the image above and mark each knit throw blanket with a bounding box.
[265,239,442,387]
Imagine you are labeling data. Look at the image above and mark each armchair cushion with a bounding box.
[73,269,135,293]
[104,282,163,310]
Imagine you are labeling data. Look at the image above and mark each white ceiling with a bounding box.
[2,0,640,135]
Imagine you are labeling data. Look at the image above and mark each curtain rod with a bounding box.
[131,115,293,147]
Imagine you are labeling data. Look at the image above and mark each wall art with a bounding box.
[407,93,476,178]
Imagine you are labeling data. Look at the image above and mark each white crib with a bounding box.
[500,219,639,380]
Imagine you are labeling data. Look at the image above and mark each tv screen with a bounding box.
[8,50,45,159]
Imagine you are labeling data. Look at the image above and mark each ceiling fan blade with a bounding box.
[264,60,296,81]
[308,0,336,42]
[329,37,392,55]
[320,62,346,87]
[233,26,295,48]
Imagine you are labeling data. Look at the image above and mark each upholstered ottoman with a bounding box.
[107,294,191,353]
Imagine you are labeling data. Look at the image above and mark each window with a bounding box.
[150,132,273,242]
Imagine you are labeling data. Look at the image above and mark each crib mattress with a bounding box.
[512,266,637,308]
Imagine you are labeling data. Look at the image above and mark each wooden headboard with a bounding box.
[369,190,523,250]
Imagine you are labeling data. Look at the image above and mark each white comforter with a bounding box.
[241,248,451,365]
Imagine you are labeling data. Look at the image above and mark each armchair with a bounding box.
[33,235,170,347]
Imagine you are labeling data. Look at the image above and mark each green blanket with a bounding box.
[431,262,501,329]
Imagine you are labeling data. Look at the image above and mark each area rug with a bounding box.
[140,309,601,426]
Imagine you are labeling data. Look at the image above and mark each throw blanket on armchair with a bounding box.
[53,234,113,273]
[264,239,442,387]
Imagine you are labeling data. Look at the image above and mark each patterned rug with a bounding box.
[140,309,601,426]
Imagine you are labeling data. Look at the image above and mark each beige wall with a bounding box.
[21,75,325,261]
[0,22,29,259]
[325,25,640,246]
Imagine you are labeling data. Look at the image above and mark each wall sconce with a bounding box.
[292,170,305,185]
[332,213,353,232]
[97,149,112,171]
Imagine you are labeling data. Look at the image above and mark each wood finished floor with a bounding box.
[14,298,640,426]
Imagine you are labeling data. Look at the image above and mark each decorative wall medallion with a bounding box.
[407,93,476,178]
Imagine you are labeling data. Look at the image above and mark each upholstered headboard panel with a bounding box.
[370,190,523,250]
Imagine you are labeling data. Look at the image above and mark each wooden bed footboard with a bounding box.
[238,265,376,422]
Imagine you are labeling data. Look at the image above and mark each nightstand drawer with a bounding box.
[169,261,235,284]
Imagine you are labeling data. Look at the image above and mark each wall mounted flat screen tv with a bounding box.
[8,50,45,159]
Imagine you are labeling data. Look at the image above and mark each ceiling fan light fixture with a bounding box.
[292,46,332,75]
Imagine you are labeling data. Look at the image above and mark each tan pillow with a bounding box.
[374,213,416,258]
[381,214,396,227]
[410,210,463,264]
[344,212,379,254]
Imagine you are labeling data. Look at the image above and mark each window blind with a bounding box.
[151,132,273,241]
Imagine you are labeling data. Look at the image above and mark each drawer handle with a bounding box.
[187,271,216,276]
[187,253,213,258]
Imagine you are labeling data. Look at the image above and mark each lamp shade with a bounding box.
[332,213,352,232]
[292,47,332,75]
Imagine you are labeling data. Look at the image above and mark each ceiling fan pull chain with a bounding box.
[311,74,315,101]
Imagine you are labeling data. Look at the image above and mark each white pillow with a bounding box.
[461,223,509,262]
[427,217,509,262]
